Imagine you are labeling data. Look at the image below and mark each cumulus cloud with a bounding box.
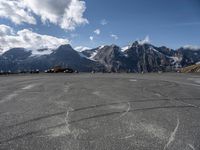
[110,34,118,40]
[94,29,101,35]
[0,24,69,53]
[183,45,200,50]
[0,0,88,30]
[89,36,94,41]
[0,0,36,25]
[138,35,150,45]
[101,19,108,25]
[0,24,14,36]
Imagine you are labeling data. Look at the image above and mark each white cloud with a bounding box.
[0,24,14,36]
[94,29,101,35]
[0,0,36,25]
[138,35,150,45]
[89,36,94,41]
[101,19,108,25]
[0,0,88,31]
[75,46,91,52]
[183,45,200,50]
[110,34,118,40]
[0,24,69,53]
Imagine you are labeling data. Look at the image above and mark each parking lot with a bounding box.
[0,73,200,150]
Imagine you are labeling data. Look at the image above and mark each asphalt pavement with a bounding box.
[0,73,200,150]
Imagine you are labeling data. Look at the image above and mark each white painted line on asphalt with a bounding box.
[0,93,18,104]
[0,84,38,104]
[92,91,101,96]
[22,84,36,90]
[119,134,135,139]
[154,93,162,97]
[164,117,180,150]
[5,93,18,100]
[129,79,137,82]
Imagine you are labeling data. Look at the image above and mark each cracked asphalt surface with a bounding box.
[0,73,200,150]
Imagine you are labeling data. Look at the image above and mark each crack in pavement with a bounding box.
[0,105,197,144]
[163,117,180,150]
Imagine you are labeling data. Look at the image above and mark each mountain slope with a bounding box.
[0,44,105,72]
[92,45,128,72]
[0,42,200,72]
[181,64,200,73]
[176,47,200,67]
[123,42,172,72]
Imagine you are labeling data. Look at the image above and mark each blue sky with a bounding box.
[0,0,200,51]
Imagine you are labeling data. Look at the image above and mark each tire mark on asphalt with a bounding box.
[0,123,66,145]
[1,98,169,129]
[69,106,194,124]
[71,97,200,112]
[72,98,170,112]
[175,98,200,109]
[2,97,200,129]
[163,117,180,150]
[0,105,197,144]
[1,111,66,129]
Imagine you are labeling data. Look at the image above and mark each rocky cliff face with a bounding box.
[122,42,172,72]
[0,42,199,72]
[0,44,105,72]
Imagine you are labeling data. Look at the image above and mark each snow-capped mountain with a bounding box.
[0,42,200,72]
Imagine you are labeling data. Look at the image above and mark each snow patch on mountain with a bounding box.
[88,46,105,60]
[89,51,98,60]
[99,45,105,49]
[121,46,130,52]
[149,47,160,53]
[170,57,183,66]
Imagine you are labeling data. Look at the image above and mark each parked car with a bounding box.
[30,69,39,74]
[45,66,75,73]
[64,68,74,73]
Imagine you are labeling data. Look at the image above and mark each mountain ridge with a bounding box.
[0,42,200,72]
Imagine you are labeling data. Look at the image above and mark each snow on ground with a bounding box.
[170,56,182,64]
[89,51,98,60]
[121,46,130,52]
